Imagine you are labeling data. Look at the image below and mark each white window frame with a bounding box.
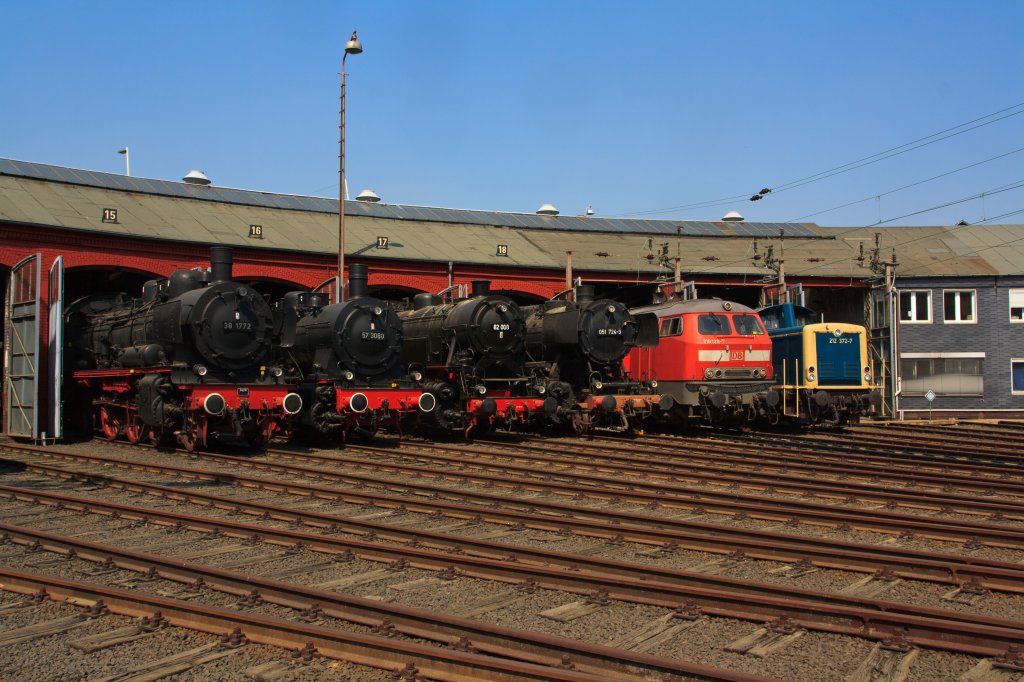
[1010,289,1024,323]
[942,289,977,324]
[899,352,985,397]
[1013,358,1024,396]
[899,289,932,324]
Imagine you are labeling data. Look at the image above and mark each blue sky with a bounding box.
[2,1,1022,226]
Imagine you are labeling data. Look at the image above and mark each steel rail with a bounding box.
[554,432,1024,492]
[2,491,1024,655]
[2,491,1024,658]
[671,430,1024,477]
[4,444,1023,549]
[851,422,1024,450]
[785,430,1024,465]
[701,431,1024,474]
[0,567,652,682]
[8,455,1024,593]
[0,525,750,682]
[259,442,1024,520]
[369,435,1024,501]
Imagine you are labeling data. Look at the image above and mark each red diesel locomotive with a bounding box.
[625,298,778,425]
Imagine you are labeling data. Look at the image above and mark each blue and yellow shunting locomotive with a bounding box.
[757,302,880,426]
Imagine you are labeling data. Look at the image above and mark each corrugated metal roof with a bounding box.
[1,157,1023,278]
[0,157,818,238]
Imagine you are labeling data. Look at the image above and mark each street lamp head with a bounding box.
[345,31,363,55]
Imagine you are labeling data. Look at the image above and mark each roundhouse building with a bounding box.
[1,157,1022,438]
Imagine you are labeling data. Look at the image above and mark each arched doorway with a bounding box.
[64,266,161,303]
[238,277,306,304]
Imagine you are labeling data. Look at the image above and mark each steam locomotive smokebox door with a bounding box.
[335,301,400,375]
[470,298,522,355]
[189,286,270,369]
[579,300,634,364]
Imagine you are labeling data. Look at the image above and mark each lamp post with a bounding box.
[338,31,363,302]
[117,147,130,176]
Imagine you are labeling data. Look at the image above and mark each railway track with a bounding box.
[2,425,1023,680]
[0,568,660,682]
[4,441,1023,550]
[2,475,1023,660]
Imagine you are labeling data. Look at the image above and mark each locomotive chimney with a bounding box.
[575,285,595,303]
[210,246,233,282]
[348,263,369,299]
[470,280,491,298]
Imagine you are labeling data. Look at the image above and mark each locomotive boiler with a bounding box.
[398,281,544,434]
[281,263,435,440]
[523,285,665,432]
[64,246,302,450]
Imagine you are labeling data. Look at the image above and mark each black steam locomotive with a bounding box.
[64,247,302,450]
[523,285,666,432]
[279,263,435,440]
[397,280,548,434]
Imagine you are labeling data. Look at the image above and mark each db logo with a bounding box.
[730,351,744,361]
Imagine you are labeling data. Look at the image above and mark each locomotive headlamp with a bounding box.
[271,366,284,378]
[498,305,508,313]
[592,380,604,390]
[714,369,723,378]
[807,366,816,381]
[237,287,249,297]
[536,384,547,394]
[373,306,383,316]
[474,384,487,395]
[282,393,303,415]
[863,367,872,381]
[203,393,226,416]
[410,370,423,382]
[649,380,658,389]
[343,370,355,381]
[607,305,616,313]
[193,364,209,377]
[704,368,714,379]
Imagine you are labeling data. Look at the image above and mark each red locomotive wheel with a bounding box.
[99,406,122,441]
[124,419,150,445]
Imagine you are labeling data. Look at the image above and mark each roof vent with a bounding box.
[356,189,381,203]
[183,170,211,186]
[536,203,559,216]
[721,210,744,222]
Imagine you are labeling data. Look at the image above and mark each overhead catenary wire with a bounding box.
[613,100,1024,218]
[787,147,1024,222]
[681,181,1024,278]
[866,180,1024,226]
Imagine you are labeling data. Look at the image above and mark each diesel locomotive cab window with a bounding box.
[899,290,931,323]
[697,314,731,335]
[732,314,765,335]
[659,317,682,337]
[943,290,976,323]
